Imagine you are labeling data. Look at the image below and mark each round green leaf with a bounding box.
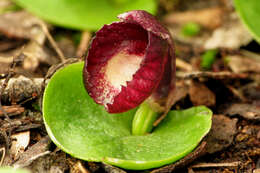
[0,167,30,173]
[234,0,260,43]
[13,0,157,30]
[43,62,212,170]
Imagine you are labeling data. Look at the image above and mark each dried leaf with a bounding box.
[205,115,237,154]
[189,80,216,107]
[164,7,223,30]
[204,13,252,49]
[224,103,260,120]
[0,11,42,39]
[227,55,260,73]
[13,136,51,168]
[10,131,30,160]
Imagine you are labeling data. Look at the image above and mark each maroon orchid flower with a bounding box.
[83,10,176,114]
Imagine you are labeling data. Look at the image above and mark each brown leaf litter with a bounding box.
[189,80,216,107]
[205,115,238,154]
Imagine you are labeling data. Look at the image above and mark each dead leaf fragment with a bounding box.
[153,81,189,126]
[224,103,260,120]
[189,80,216,107]
[28,151,67,173]
[204,13,252,49]
[0,11,60,71]
[13,136,51,168]
[227,55,260,73]
[0,11,42,39]
[253,169,260,173]
[164,7,223,30]
[10,131,30,160]
[205,114,237,154]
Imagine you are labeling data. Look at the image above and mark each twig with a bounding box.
[154,114,166,127]
[38,21,66,62]
[176,58,192,71]
[241,49,260,62]
[41,58,79,92]
[19,92,38,105]
[13,136,51,168]
[75,161,91,173]
[0,147,5,166]
[191,161,241,168]
[0,102,10,122]
[0,105,25,117]
[226,85,248,102]
[176,71,248,79]
[76,30,91,58]
[0,130,11,156]
[14,151,51,169]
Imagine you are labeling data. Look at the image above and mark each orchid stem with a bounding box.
[132,102,159,135]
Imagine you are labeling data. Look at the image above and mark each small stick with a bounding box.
[191,161,241,168]
[0,105,25,117]
[41,58,79,94]
[226,85,248,102]
[153,112,167,127]
[0,102,10,122]
[75,161,91,173]
[76,30,91,58]
[0,147,5,166]
[0,130,11,156]
[176,58,192,71]
[176,71,248,79]
[38,21,66,62]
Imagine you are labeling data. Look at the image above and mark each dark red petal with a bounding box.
[119,10,176,113]
[83,22,148,108]
[83,10,176,113]
[118,10,172,43]
[106,32,169,113]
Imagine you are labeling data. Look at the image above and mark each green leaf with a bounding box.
[43,62,212,170]
[12,0,157,30]
[181,22,201,37]
[201,49,218,70]
[234,0,260,43]
[0,167,30,173]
